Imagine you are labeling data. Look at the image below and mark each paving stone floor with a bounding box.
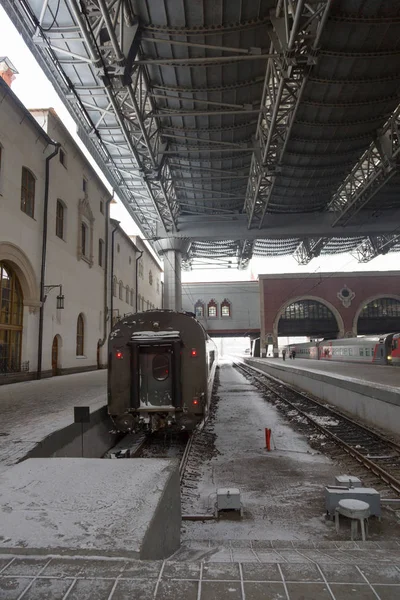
[1,541,400,599]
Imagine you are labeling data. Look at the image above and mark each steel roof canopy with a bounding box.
[3,0,400,268]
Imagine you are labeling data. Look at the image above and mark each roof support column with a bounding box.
[157,239,190,311]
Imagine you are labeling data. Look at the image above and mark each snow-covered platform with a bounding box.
[0,371,110,475]
[1,541,400,600]
[246,357,400,436]
[0,458,181,560]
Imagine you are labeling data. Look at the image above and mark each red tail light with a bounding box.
[191,348,197,357]
[116,350,123,360]
[193,397,199,406]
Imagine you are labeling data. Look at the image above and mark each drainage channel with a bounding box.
[233,360,400,496]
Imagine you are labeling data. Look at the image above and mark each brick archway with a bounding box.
[273,294,345,340]
[352,294,400,335]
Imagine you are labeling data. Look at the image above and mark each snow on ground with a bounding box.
[182,359,339,542]
[0,371,107,475]
[0,458,175,553]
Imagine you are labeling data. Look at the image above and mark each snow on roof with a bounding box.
[131,330,181,340]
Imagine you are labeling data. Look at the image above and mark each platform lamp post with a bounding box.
[43,284,65,309]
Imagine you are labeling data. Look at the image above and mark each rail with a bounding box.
[233,359,400,496]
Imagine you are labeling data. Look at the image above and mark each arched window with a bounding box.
[56,200,65,239]
[0,262,23,373]
[21,167,35,218]
[221,299,231,318]
[207,299,218,318]
[358,297,400,335]
[76,314,84,356]
[149,270,153,285]
[119,280,123,300]
[279,299,338,337]
[125,285,129,303]
[195,300,205,318]
[138,260,144,278]
[130,288,134,306]
[112,276,117,297]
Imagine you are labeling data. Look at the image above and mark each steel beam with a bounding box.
[244,0,333,229]
[293,237,329,265]
[329,105,400,227]
[8,0,180,235]
[350,234,400,263]
[175,212,400,241]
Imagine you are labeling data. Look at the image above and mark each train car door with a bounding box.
[139,346,173,407]
[375,338,386,364]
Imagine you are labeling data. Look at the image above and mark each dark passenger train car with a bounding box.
[108,310,217,432]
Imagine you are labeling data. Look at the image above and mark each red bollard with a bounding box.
[265,428,271,451]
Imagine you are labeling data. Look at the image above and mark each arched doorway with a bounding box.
[356,297,400,335]
[278,299,340,338]
[52,336,59,376]
[0,262,23,373]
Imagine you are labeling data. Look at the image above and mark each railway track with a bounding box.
[234,360,400,496]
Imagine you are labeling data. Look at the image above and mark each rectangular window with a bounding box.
[359,348,364,356]
[59,148,66,167]
[81,223,87,256]
[100,200,104,214]
[349,348,353,356]
[21,167,35,218]
[56,200,64,239]
[365,348,370,356]
[208,306,217,317]
[98,239,104,267]
[82,178,87,193]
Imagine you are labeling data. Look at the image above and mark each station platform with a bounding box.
[252,357,400,391]
[1,362,399,599]
[245,357,400,437]
[0,370,108,475]
[1,540,400,599]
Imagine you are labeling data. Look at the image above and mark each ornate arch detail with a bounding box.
[273,294,345,339]
[78,198,94,223]
[221,298,232,318]
[352,294,400,335]
[207,298,218,318]
[0,242,40,309]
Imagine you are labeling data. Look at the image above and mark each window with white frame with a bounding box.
[221,299,231,317]
[207,300,218,318]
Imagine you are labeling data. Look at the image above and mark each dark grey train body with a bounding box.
[108,310,218,432]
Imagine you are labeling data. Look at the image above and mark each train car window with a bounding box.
[359,348,364,356]
[349,348,353,356]
[365,348,370,356]
[152,355,169,381]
